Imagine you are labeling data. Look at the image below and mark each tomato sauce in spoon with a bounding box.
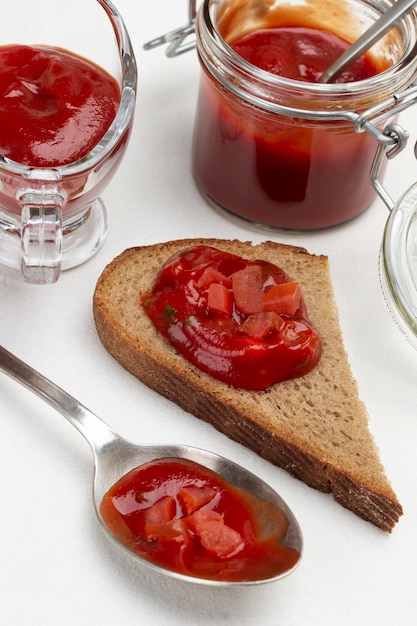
[100,457,299,582]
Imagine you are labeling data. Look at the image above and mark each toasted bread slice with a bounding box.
[93,238,402,532]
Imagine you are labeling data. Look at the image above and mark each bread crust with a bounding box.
[93,238,402,532]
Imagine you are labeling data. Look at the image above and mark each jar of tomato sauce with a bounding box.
[147,0,417,230]
[191,0,417,229]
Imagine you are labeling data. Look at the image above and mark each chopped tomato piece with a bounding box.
[237,311,285,339]
[231,265,263,314]
[262,281,301,316]
[188,510,245,557]
[178,486,217,515]
[145,518,193,547]
[197,266,232,289]
[144,496,176,528]
[207,283,233,315]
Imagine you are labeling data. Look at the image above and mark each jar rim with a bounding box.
[199,0,417,97]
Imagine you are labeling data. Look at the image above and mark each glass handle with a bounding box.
[20,199,63,284]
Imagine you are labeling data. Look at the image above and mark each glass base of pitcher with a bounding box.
[0,198,108,275]
[60,198,109,270]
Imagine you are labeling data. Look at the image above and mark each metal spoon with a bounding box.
[0,344,302,586]
[318,0,417,83]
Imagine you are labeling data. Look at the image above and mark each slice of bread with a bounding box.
[93,238,402,532]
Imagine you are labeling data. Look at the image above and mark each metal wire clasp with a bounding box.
[354,84,417,211]
[370,123,410,211]
[143,1,197,57]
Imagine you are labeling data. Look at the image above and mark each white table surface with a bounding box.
[1,2,417,624]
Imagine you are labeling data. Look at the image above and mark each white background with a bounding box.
[1,1,416,624]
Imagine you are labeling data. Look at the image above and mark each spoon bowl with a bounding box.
[0,344,302,586]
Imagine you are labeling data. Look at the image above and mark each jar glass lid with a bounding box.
[380,182,417,349]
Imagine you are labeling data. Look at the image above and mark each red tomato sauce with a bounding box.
[143,245,321,390]
[0,45,120,166]
[192,26,382,229]
[100,457,299,582]
[231,27,377,82]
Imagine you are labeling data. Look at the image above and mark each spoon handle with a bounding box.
[318,0,417,83]
[0,344,118,452]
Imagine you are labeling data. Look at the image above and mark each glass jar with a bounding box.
[189,0,417,230]
[379,175,417,350]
